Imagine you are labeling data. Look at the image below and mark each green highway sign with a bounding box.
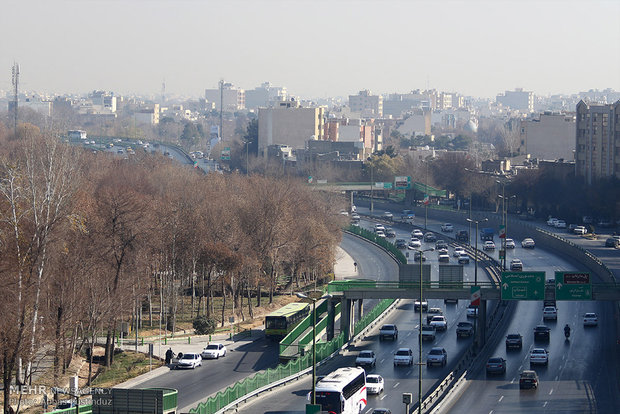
[501,271,545,300]
[555,271,591,300]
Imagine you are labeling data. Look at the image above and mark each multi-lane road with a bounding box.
[234,210,620,413]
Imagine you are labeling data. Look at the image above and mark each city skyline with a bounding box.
[1,0,619,100]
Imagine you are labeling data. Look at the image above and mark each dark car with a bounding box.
[372,410,392,414]
[506,333,523,350]
[534,325,550,341]
[455,230,469,242]
[519,370,539,389]
[605,237,620,248]
[395,239,408,249]
[486,357,507,375]
[435,240,448,250]
[456,321,474,338]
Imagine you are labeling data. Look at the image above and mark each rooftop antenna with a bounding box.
[11,62,19,138]
[161,78,166,103]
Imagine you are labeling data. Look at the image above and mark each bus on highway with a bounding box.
[264,302,310,339]
[314,367,367,414]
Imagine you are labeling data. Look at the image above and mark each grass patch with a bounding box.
[92,351,162,387]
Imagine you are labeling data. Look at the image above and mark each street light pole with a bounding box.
[415,247,433,414]
[296,292,332,408]
[466,217,487,348]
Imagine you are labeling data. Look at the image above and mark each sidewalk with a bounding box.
[334,245,358,280]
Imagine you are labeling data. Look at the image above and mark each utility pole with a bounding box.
[219,79,224,142]
[12,62,19,138]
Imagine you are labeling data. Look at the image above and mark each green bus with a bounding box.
[265,302,310,339]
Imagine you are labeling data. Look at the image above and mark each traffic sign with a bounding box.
[499,249,505,259]
[501,271,545,300]
[471,285,481,306]
[555,271,591,300]
[394,176,411,190]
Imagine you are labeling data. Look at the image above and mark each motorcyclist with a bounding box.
[564,324,571,338]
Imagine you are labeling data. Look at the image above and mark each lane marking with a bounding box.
[380,394,387,400]
[549,388,554,395]
[543,401,548,407]
[393,382,400,388]
[498,395,504,402]
[555,375,559,381]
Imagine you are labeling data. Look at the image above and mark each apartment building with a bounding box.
[204,82,245,111]
[519,112,576,160]
[497,88,534,113]
[575,100,620,183]
[245,82,287,110]
[349,90,383,117]
[257,98,324,154]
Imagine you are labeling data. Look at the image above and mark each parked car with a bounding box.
[424,232,437,242]
[395,239,408,249]
[519,370,539,389]
[505,238,516,248]
[421,325,436,341]
[483,241,496,250]
[366,374,384,394]
[355,350,376,368]
[430,315,448,331]
[486,357,507,375]
[426,347,447,367]
[201,343,227,359]
[456,321,474,338]
[521,238,536,248]
[534,325,550,341]
[530,348,549,366]
[543,306,558,321]
[583,312,598,326]
[510,258,523,271]
[441,223,454,232]
[379,324,398,340]
[505,333,523,350]
[176,353,202,369]
[394,348,414,366]
[458,254,470,264]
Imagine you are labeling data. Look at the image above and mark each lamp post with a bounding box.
[369,157,374,213]
[414,247,433,414]
[466,217,487,348]
[296,292,332,409]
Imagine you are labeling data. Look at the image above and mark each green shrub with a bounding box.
[193,315,216,335]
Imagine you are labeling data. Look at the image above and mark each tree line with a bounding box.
[0,124,346,412]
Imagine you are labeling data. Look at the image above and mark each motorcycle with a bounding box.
[564,328,570,340]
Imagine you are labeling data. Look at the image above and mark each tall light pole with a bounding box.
[368,156,374,214]
[496,180,506,271]
[296,292,332,408]
[414,247,433,414]
[466,217,487,348]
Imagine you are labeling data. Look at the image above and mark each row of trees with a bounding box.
[0,124,346,413]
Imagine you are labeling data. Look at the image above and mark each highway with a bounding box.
[130,233,397,411]
[235,210,620,413]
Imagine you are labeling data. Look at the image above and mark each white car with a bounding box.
[467,305,478,318]
[201,343,227,359]
[394,348,414,366]
[547,218,559,226]
[510,258,523,271]
[429,315,448,331]
[366,374,384,394]
[583,312,598,326]
[408,238,422,248]
[355,350,376,368]
[176,353,202,369]
[574,226,587,235]
[530,348,549,366]
[441,223,454,232]
[374,224,385,232]
[458,254,470,264]
[483,241,496,250]
[382,211,394,220]
[453,247,466,257]
[521,238,536,248]
[555,220,567,229]
[505,238,516,249]
[412,229,424,238]
[438,252,450,262]
[543,306,557,321]
[376,231,386,238]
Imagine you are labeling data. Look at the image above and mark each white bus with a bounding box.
[314,367,367,414]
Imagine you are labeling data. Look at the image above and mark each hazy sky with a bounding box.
[2,0,619,99]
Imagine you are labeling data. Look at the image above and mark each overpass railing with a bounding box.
[328,280,497,293]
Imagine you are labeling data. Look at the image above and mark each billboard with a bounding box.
[394,176,411,190]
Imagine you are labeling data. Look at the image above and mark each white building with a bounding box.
[519,112,576,160]
[497,88,534,113]
[204,82,245,111]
